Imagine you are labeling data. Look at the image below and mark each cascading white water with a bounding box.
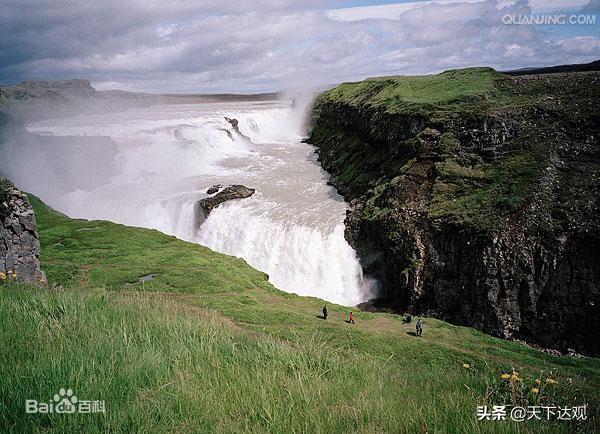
[6,99,376,306]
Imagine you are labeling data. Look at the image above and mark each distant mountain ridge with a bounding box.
[503,59,600,76]
[0,78,279,122]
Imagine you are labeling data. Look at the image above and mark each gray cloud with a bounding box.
[1,0,598,92]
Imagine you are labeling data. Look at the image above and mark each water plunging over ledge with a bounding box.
[6,100,377,305]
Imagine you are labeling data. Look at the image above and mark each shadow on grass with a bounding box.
[316,315,326,320]
[407,331,418,337]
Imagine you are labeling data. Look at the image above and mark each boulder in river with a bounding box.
[198,184,255,219]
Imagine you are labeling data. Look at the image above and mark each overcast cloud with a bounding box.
[1,0,598,92]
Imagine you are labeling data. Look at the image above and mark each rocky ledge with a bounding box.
[197,185,255,219]
[0,178,46,284]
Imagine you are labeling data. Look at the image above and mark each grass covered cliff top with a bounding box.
[316,66,598,119]
[0,196,599,432]
[311,68,600,232]
[321,67,507,114]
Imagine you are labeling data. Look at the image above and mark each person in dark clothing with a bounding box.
[416,319,423,336]
[322,305,328,319]
[349,312,355,324]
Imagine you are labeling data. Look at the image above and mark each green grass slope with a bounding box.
[0,196,599,432]
[322,67,510,116]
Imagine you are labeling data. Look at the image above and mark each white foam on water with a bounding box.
[7,99,376,306]
[196,199,374,306]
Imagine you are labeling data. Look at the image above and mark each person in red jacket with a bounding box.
[349,312,355,324]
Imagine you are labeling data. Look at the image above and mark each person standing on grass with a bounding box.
[349,311,355,324]
[416,318,423,336]
[322,305,328,319]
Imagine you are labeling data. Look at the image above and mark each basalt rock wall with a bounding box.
[309,69,600,354]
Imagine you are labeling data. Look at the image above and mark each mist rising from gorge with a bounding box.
[0,86,376,306]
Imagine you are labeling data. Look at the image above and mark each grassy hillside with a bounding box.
[0,196,599,432]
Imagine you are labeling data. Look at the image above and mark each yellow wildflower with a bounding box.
[532,387,539,394]
[501,373,510,380]
[535,379,541,384]
[546,378,557,385]
[510,372,522,382]
[463,363,470,369]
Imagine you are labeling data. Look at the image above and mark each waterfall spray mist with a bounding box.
[1,97,377,306]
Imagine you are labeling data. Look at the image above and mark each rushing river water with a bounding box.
[9,100,376,305]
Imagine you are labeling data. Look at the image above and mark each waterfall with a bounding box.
[4,99,377,306]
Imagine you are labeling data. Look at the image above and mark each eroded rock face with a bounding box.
[197,185,255,219]
[309,71,600,355]
[0,180,46,284]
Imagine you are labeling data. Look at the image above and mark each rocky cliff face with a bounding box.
[309,68,600,355]
[0,178,46,284]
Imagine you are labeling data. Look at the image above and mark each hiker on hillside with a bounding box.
[322,305,328,319]
[349,311,355,324]
[416,319,423,336]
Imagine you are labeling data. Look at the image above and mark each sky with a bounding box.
[0,0,598,93]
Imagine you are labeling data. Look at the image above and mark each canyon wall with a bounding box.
[309,68,600,354]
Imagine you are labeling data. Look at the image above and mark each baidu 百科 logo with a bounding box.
[25,388,105,414]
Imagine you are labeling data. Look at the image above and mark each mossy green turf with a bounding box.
[1,196,599,432]
[317,67,581,116]
[320,67,510,116]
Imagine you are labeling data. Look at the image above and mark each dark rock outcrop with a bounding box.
[206,184,222,194]
[309,68,600,355]
[224,117,252,142]
[197,185,255,219]
[0,178,46,284]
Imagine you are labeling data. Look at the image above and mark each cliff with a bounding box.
[308,67,600,355]
[0,178,46,284]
